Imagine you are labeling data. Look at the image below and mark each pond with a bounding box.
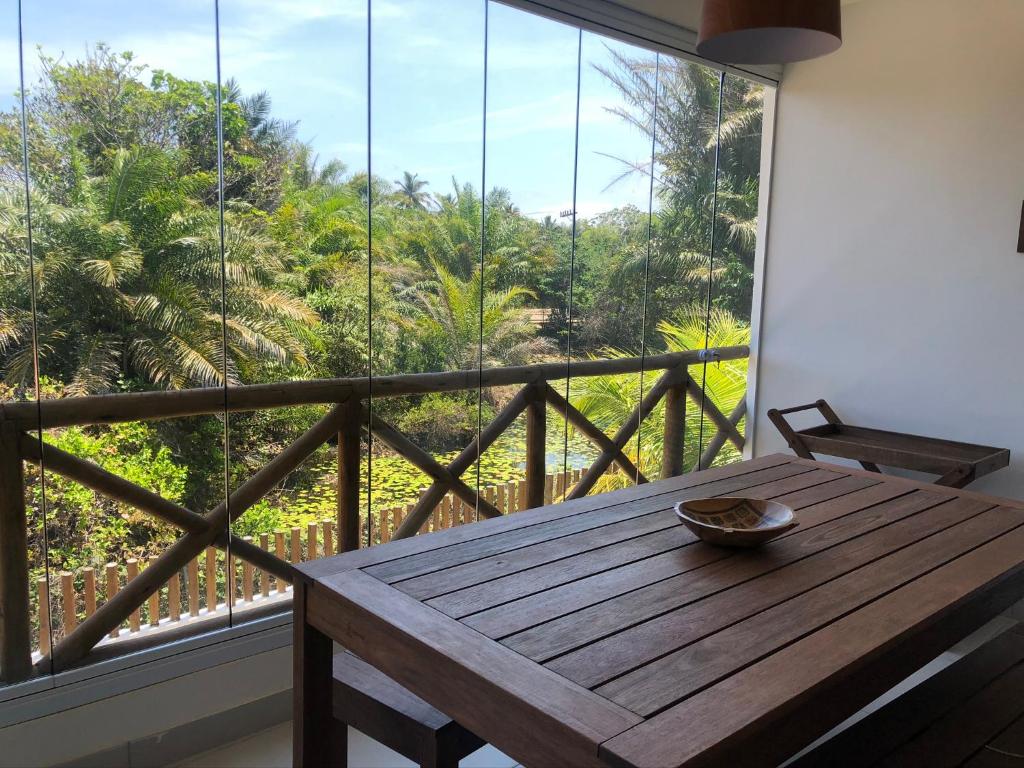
[257,415,600,531]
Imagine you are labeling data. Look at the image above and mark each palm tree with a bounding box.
[0,147,316,393]
[596,49,764,320]
[404,259,554,372]
[394,171,432,210]
[569,304,749,487]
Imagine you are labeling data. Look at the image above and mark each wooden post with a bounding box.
[37,578,50,657]
[260,533,271,597]
[187,558,199,617]
[227,549,236,607]
[337,399,361,553]
[275,532,287,593]
[662,381,686,479]
[205,548,217,611]
[307,523,318,561]
[168,568,181,621]
[105,564,120,638]
[517,480,527,513]
[322,522,334,558]
[291,527,301,564]
[242,538,254,602]
[525,385,546,510]
[431,499,440,532]
[544,474,554,505]
[496,484,506,515]
[440,496,452,530]
[147,557,160,626]
[0,421,31,681]
[61,572,77,635]
[380,509,391,544]
[83,568,97,619]
[127,559,140,632]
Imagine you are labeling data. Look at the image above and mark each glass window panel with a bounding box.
[478,3,579,509]
[566,33,658,496]
[369,0,485,532]
[18,0,227,660]
[694,72,765,469]
[0,2,45,680]
[640,56,723,478]
[217,0,369,626]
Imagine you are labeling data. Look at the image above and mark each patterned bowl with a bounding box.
[674,497,797,547]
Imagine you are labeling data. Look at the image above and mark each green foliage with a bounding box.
[569,305,750,491]
[31,421,187,573]
[1,43,763,575]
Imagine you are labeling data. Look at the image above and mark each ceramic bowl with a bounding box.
[674,497,797,547]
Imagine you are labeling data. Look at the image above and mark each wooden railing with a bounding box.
[0,347,748,682]
[32,468,591,657]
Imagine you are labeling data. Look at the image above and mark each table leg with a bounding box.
[294,580,343,767]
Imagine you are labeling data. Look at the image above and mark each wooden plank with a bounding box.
[394,388,530,539]
[525,385,546,510]
[83,569,95,619]
[597,503,1024,717]
[366,461,816,586]
[309,569,642,768]
[462,482,905,641]
[188,558,200,616]
[599,512,1024,768]
[205,548,218,609]
[662,382,686,478]
[105,564,120,638]
[337,398,361,553]
[2,347,749,430]
[699,399,747,470]
[543,493,980,684]
[295,455,795,583]
[0,421,31,681]
[431,518,695,618]
[422,470,857,618]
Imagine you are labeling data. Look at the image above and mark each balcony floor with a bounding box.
[177,721,520,768]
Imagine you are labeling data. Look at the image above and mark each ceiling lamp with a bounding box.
[697,0,842,65]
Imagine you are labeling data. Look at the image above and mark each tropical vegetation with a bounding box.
[0,45,762,592]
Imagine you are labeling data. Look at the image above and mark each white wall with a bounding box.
[752,0,1024,498]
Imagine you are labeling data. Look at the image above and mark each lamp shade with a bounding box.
[697,0,842,65]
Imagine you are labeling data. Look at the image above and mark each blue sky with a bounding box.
[2,0,659,218]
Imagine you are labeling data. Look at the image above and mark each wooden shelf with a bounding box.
[768,400,1009,488]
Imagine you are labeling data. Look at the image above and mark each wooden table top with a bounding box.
[296,454,1024,768]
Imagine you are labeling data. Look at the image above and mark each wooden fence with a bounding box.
[32,468,588,655]
[0,347,748,681]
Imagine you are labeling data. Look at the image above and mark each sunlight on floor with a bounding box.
[177,721,521,768]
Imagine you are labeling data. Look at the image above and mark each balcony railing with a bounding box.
[0,346,748,683]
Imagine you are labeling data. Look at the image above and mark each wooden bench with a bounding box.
[791,624,1024,767]
[332,651,485,768]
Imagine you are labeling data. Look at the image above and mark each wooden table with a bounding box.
[293,454,1024,768]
